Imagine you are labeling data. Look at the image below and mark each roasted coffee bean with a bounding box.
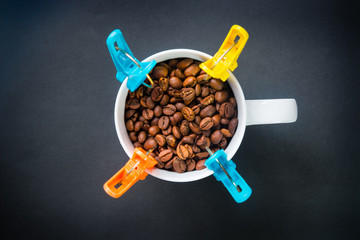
[175,102,186,112]
[143,138,158,150]
[180,120,190,136]
[185,144,194,158]
[195,116,201,126]
[151,117,159,126]
[192,104,201,115]
[155,134,166,147]
[200,94,215,106]
[209,78,224,91]
[196,135,209,148]
[166,135,177,148]
[228,118,238,135]
[219,137,228,149]
[167,87,182,97]
[177,145,189,160]
[229,97,237,107]
[127,98,140,109]
[168,59,178,67]
[152,66,168,79]
[177,58,193,70]
[221,129,233,138]
[195,84,201,96]
[138,131,147,143]
[215,91,229,103]
[129,132,137,142]
[200,117,214,130]
[200,105,216,118]
[216,102,221,112]
[162,125,172,135]
[221,118,229,125]
[155,157,164,169]
[189,122,202,134]
[172,126,182,139]
[173,157,187,173]
[186,159,196,171]
[154,105,163,117]
[134,121,143,132]
[202,129,212,137]
[197,74,210,84]
[159,77,169,92]
[201,86,210,98]
[133,142,143,148]
[169,76,182,89]
[148,126,160,136]
[196,152,209,159]
[143,123,150,132]
[151,87,163,102]
[146,97,155,109]
[169,96,183,104]
[192,145,201,153]
[181,136,194,145]
[158,149,173,162]
[140,96,147,108]
[174,68,185,79]
[196,159,206,170]
[142,109,154,120]
[181,88,196,105]
[173,112,183,123]
[183,76,197,88]
[184,64,201,77]
[125,109,136,119]
[210,130,223,144]
[158,116,170,130]
[182,107,195,122]
[212,114,221,127]
[163,104,176,115]
[164,159,173,169]
[130,112,139,122]
[136,86,145,99]
[219,102,235,118]
[159,94,170,106]
[126,119,134,131]
[169,116,177,126]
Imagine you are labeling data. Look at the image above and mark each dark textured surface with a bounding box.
[1,0,359,239]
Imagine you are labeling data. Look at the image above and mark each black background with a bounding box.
[1,0,359,239]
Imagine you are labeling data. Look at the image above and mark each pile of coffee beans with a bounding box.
[125,58,238,173]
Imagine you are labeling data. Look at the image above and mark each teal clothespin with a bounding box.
[205,148,252,203]
[106,29,157,92]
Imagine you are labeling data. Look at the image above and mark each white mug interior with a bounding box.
[114,49,246,182]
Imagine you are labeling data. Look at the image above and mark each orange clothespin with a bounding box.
[199,25,249,81]
[103,147,158,198]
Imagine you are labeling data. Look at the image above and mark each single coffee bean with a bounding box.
[221,118,229,125]
[138,131,147,143]
[196,135,208,148]
[181,88,196,105]
[201,86,210,98]
[221,128,233,138]
[159,77,169,92]
[192,104,201,115]
[200,117,214,130]
[151,86,163,102]
[162,125,172,135]
[169,76,182,89]
[140,96,147,108]
[185,144,194,158]
[215,91,229,103]
[148,126,160,136]
[197,74,210,84]
[160,94,170,106]
[127,98,140,109]
[136,86,145,99]
[126,119,134,131]
[174,68,185,79]
[212,114,221,127]
[210,130,223,144]
[169,96,183,104]
[182,107,195,122]
[228,118,238,135]
[202,129,212,137]
[180,120,190,136]
[173,112,183,123]
[168,87,182,97]
[134,121,144,132]
[155,134,166,147]
[154,105,163,117]
[200,105,216,118]
[146,96,155,109]
[196,152,209,159]
[192,145,201,153]
[209,78,224,91]
[129,132,137,142]
[186,159,196,171]
[183,76,197,88]
[125,109,136,119]
[158,149,173,162]
[143,138,158,151]
[143,123,150,132]
[184,64,201,77]
[195,84,201,97]
[175,102,186,112]
[229,97,237,107]
[195,116,201,125]
[219,102,235,118]
[172,126,182,139]
[169,116,177,126]
[176,58,193,70]
[181,135,194,145]
[173,157,187,173]
[168,59,178,67]
[196,159,206,170]
[189,122,202,134]
[219,136,228,149]
[177,145,189,160]
[142,109,154,120]
[158,116,170,130]
[164,159,173,169]
[152,66,168,79]
[166,135,177,148]
[151,117,159,126]
[155,157,164,169]
[200,94,215,106]
[133,142,143,148]
[163,104,176,115]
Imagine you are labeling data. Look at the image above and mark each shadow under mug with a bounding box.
[115,49,298,182]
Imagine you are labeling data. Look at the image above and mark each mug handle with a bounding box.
[245,99,298,126]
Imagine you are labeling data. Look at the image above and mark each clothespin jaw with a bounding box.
[205,149,252,203]
[199,25,249,82]
[106,29,157,92]
[103,147,158,198]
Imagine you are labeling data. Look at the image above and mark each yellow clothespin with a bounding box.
[199,25,249,82]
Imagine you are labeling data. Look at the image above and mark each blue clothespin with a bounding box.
[106,29,157,92]
[205,148,252,203]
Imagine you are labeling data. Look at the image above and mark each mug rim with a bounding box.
[114,49,246,182]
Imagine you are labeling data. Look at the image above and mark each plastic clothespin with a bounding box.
[205,148,252,203]
[103,147,158,198]
[199,25,249,82]
[106,29,157,92]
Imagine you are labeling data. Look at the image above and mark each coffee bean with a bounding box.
[162,125,172,135]
[168,59,178,68]
[133,142,143,148]
[173,157,187,173]
[159,77,169,92]
[177,145,189,160]
[148,126,160,136]
[129,132,137,142]
[180,120,190,136]
[219,102,235,118]
[181,88,196,105]
[166,135,177,148]
[169,116,176,126]
[212,114,221,127]
[158,149,173,162]
[200,94,215,106]
[200,117,214,130]
[221,118,229,125]
[173,112,183,123]
[194,116,201,125]
[143,123,150,132]
[155,134,166,147]
[184,64,201,77]
[209,78,224,91]
[152,66,169,79]
[155,157,164,169]
[195,84,201,96]
[182,107,195,122]
[175,68,185,79]
[169,96,183,104]
[192,104,201,115]
[188,122,201,135]
[159,94,170,106]
[143,138,158,150]
[202,129,212,137]
[183,76,197,88]
[136,86,145,99]
[228,118,238,135]
[151,118,159,126]
[177,58,193,70]
[185,144,194,158]
[186,159,196,171]
[140,96,147,108]
[151,86,164,102]
[192,145,200,153]
[195,160,206,170]
[158,116,170,130]
[181,136,194,145]
[127,98,140,109]
[164,159,173,169]
[215,91,229,103]
[229,97,237,107]
[169,76,182,89]
[200,105,216,118]
[201,86,210,98]
[210,130,223,144]
[126,119,134,131]
[134,121,143,132]
[138,131,147,143]
[219,137,227,149]
[163,104,176,115]
[175,102,186,112]
[125,109,136,119]
[197,74,210,84]
[154,105,163,117]
[221,128,233,138]
[142,109,154,120]
[172,126,182,139]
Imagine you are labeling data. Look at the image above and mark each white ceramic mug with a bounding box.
[115,49,297,183]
